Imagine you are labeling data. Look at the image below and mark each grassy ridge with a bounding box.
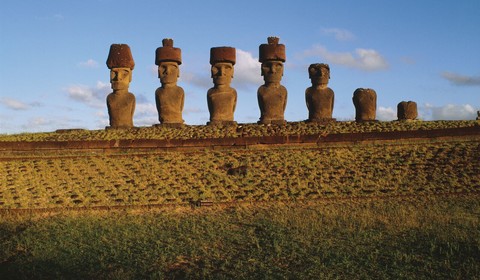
[1,120,477,142]
[1,140,479,209]
[1,197,479,279]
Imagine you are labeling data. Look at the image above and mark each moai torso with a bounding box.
[207,87,237,122]
[258,84,287,122]
[107,91,135,128]
[306,87,334,120]
[155,86,184,124]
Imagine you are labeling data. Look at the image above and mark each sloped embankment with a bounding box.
[1,123,479,210]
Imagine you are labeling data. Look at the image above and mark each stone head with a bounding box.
[259,37,286,83]
[308,63,330,85]
[106,44,135,91]
[210,47,236,86]
[155,39,182,85]
[110,67,132,90]
[158,62,179,84]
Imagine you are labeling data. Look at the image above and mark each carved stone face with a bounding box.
[110,67,132,90]
[158,62,179,84]
[261,61,283,83]
[211,62,234,86]
[309,64,330,85]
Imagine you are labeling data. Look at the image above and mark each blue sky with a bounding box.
[1,0,479,133]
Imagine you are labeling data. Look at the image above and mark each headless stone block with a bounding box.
[353,88,377,122]
[397,101,418,121]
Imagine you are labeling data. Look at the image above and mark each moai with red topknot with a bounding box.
[155,39,185,126]
[106,44,136,129]
[305,63,336,123]
[257,37,287,125]
[207,46,237,126]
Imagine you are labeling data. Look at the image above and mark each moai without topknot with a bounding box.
[397,101,418,121]
[207,46,237,126]
[155,39,185,127]
[106,44,136,129]
[353,88,377,122]
[257,37,287,125]
[305,63,335,123]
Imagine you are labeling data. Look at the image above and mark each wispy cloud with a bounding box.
[78,59,99,68]
[179,71,210,89]
[302,45,389,71]
[321,28,355,41]
[36,14,64,21]
[377,106,396,121]
[422,103,477,120]
[441,72,480,86]
[65,81,110,108]
[180,49,262,91]
[0,97,42,111]
[232,49,262,89]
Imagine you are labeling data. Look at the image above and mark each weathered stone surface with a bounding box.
[155,38,181,65]
[397,101,418,120]
[207,47,237,125]
[155,39,184,125]
[257,37,287,125]
[106,44,135,70]
[106,44,136,129]
[353,88,377,122]
[305,63,335,122]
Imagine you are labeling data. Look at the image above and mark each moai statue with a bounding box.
[106,44,136,129]
[207,46,237,126]
[155,39,185,127]
[353,88,377,122]
[476,111,480,121]
[397,101,418,121]
[257,37,287,125]
[305,63,335,123]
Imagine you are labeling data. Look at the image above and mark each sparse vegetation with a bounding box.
[0,120,477,142]
[1,120,479,278]
[1,140,479,209]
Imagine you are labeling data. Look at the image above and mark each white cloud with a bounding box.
[321,28,355,41]
[302,45,389,71]
[180,49,262,90]
[0,97,42,110]
[65,81,110,108]
[422,103,477,120]
[179,71,211,89]
[232,49,262,89]
[135,103,157,117]
[377,106,396,121]
[78,59,99,68]
[441,72,480,86]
